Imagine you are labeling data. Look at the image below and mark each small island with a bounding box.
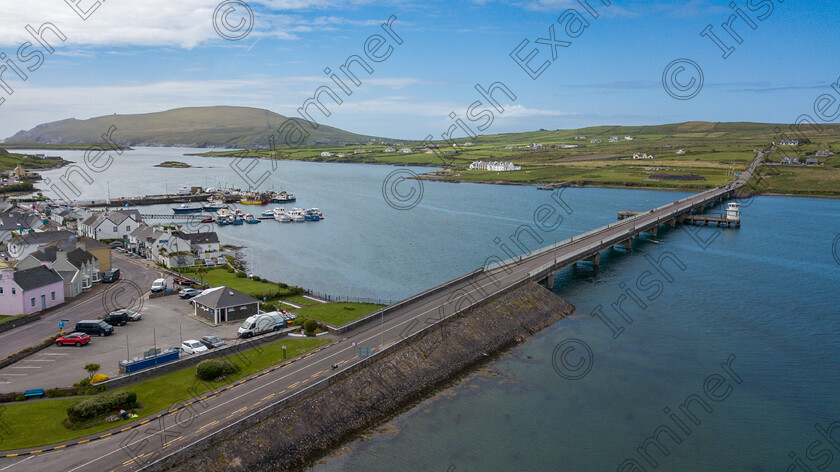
[155,161,192,168]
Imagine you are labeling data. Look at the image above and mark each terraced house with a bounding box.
[0,263,65,315]
[78,209,143,240]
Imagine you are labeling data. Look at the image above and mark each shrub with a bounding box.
[277,282,288,289]
[251,275,261,281]
[196,359,240,381]
[91,374,109,384]
[226,266,235,273]
[303,319,319,335]
[66,391,137,422]
[288,286,304,296]
[235,271,246,278]
[74,377,91,388]
[15,394,25,402]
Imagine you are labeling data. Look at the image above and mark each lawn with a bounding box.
[278,295,321,307]
[0,314,27,326]
[0,337,330,450]
[297,302,384,326]
[181,267,292,298]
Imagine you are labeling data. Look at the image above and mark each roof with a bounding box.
[66,248,96,267]
[191,285,259,309]
[16,230,74,246]
[82,210,140,229]
[13,265,64,291]
[180,232,219,245]
[79,237,108,249]
[57,270,78,283]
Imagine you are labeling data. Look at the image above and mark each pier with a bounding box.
[79,192,240,208]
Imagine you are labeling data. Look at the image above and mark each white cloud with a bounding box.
[0,1,393,48]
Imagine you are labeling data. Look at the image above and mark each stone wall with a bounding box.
[144,281,574,471]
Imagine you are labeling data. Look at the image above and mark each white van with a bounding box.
[237,312,287,338]
[151,278,167,292]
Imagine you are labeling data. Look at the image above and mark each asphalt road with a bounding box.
[0,153,762,471]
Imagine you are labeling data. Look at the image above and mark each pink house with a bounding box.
[0,265,65,315]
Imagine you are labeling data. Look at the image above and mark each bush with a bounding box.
[196,359,240,381]
[91,374,109,384]
[277,282,288,289]
[235,271,246,278]
[303,319,319,335]
[288,286,304,296]
[74,377,91,388]
[15,394,25,402]
[251,275,261,281]
[66,391,137,422]
[226,266,235,273]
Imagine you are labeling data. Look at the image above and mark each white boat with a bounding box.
[206,200,229,211]
[287,208,306,222]
[273,207,291,222]
[217,208,232,218]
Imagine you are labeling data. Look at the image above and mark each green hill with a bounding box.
[5,106,390,148]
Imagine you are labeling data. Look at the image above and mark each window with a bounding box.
[30,297,35,307]
[0,287,3,294]
[11,288,15,295]
[113,226,118,232]
[51,291,55,301]
[126,225,130,231]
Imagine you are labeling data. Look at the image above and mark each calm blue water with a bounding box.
[25,148,840,471]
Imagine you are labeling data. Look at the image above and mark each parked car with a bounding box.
[102,268,120,283]
[102,311,129,326]
[55,332,91,347]
[179,288,202,299]
[111,308,141,321]
[110,241,124,248]
[180,339,208,354]
[74,320,114,337]
[151,278,167,292]
[199,335,226,349]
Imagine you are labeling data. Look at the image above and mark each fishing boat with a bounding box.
[216,215,232,226]
[205,200,229,211]
[274,210,291,223]
[270,191,296,203]
[241,192,268,205]
[244,214,260,224]
[201,216,216,223]
[308,207,323,218]
[217,208,232,218]
[304,209,321,221]
[172,203,204,214]
[259,209,275,219]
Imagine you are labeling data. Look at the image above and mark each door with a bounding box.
[40,294,46,309]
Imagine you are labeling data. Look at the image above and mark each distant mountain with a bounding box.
[6,106,390,148]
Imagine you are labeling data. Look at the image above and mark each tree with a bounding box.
[84,363,101,379]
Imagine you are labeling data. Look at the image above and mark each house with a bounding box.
[529,143,543,150]
[806,158,819,166]
[384,147,396,153]
[575,136,587,140]
[6,230,76,260]
[16,242,100,297]
[632,153,655,160]
[78,210,142,240]
[469,161,521,171]
[557,144,578,149]
[180,232,222,261]
[463,142,474,147]
[336,153,346,158]
[608,136,620,143]
[676,149,687,155]
[150,231,193,268]
[354,149,366,154]
[780,157,800,165]
[590,139,601,144]
[128,225,164,258]
[78,237,111,273]
[779,140,799,146]
[191,286,260,324]
[399,148,412,153]
[0,265,65,315]
[505,145,517,150]
[320,152,333,157]
[816,150,831,158]
[624,136,634,141]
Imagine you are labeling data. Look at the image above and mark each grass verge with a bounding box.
[297,302,384,326]
[0,337,330,450]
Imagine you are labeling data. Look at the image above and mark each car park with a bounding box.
[74,320,114,336]
[199,335,226,349]
[111,308,141,321]
[55,332,91,347]
[179,288,202,299]
[180,339,208,354]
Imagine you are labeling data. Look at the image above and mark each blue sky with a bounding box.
[0,0,838,140]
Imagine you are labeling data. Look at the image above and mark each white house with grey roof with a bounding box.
[191,286,260,324]
[78,210,142,240]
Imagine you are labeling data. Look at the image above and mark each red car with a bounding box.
[55,332,91,347]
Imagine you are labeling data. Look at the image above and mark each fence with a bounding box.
[304,290,396,306]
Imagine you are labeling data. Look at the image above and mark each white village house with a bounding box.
[78,209,142,240]
[469,161,522,172]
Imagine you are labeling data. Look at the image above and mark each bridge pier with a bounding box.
[669,218,677,228]
[650,226,658,238]
[589,253,600,269]
[544,273,555,290]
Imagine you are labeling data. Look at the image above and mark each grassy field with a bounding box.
[750,156,840,197]
[296,302,384,326]
[278,295,321,307]
[180,267,293,298]
[0,314,27,325]
[0,148,68,172]
[192,121,840,195]
[0,337,330,450]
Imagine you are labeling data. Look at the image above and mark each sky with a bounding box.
[0,0,838,141]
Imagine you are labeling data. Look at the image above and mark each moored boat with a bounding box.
[172,203,204,214]
[244,213,260,224]
[270,191,296,203]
